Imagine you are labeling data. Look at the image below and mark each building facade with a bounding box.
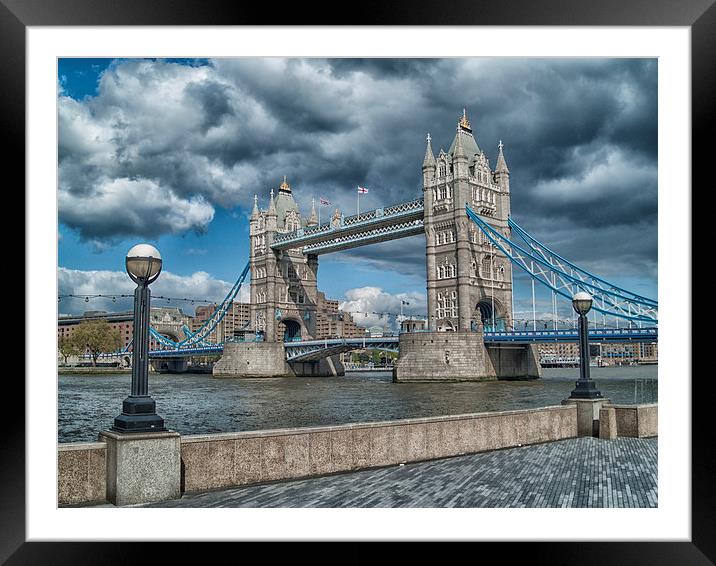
[191,302,251,344]
[422,110,513,333]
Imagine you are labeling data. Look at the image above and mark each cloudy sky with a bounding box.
[58,57,657,327]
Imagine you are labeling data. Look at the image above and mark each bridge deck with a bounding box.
[147,328,657,359]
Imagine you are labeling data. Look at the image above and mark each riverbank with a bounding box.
[58,367,130,375]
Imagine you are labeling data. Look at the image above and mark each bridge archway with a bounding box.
[475,298,507,332]
[437,319,456,332]
[280,318,303,342]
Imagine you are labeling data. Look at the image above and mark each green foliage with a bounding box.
[70,319,123,366]
[58,335,80,364]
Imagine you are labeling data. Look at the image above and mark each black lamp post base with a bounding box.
[569,380,603,399]
[111,395,167,433]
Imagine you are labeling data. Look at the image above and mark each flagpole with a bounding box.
[357,189,360,216]
[318,205,321,226]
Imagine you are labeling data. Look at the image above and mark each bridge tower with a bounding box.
[249,177,319,343]
[422,110,514,333]
[395,110,537,382]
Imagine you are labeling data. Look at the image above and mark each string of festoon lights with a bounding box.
[58,294,617,328]
[58,294,220,306]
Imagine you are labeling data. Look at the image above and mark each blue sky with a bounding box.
[57,57,657,325]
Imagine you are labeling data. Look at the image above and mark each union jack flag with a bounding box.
[357,186,369,194]
[319,197,331,205]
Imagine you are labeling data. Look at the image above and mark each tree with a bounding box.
[58,335,80,365]
[71,319,122,366]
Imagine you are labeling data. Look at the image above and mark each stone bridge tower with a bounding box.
[422,110,514,333]
[394,110,538,382]
[249,177,319,343]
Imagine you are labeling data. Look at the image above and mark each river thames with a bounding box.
[58,365,657,443]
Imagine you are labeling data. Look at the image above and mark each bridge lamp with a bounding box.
[111,244,167,433]
[569,291,602,399]
[572,292,593,316]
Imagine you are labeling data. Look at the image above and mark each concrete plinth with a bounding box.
[213,342,291,377]
[393,331,541,382]
[99,430,181,506]
[213,342,345,377]
[561,398,611,437]
[599,406,617,439]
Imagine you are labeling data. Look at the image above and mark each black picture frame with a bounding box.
[7,0,709,562]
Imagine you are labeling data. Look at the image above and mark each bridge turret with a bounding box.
[266,188,278,232]
[494,140,511,222]
[422,132,436,187]
[249,194,260,235]
[452,125,468,172]
[307,197,318,227]
[494,140,510,192]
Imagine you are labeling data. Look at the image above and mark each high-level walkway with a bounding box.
[138,436,657,508]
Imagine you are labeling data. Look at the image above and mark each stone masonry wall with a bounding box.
[213,342,290,377]
[213,342,345,377]
[179,405,577,493]
[58,442,107,506]
[610,404,658,438]
[393,331,540,382]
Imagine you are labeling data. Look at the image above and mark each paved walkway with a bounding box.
[142,437,657,508]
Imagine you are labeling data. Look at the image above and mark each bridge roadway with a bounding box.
[147,327,658,360]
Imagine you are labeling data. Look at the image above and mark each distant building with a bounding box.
[150,306,192,343]
[58,310,134,351]
[314,291,364,339]
[367,326,384,338]
[400,319,427,333]
[58,307,195,353]
[538,340,658,366]
[191,301,252,343]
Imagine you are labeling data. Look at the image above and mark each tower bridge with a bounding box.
[140,109,657,381]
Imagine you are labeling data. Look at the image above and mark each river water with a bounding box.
[58,365,657,443]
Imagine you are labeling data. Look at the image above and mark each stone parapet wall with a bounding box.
[179,404,577,493]
[58,442,107,506]
[609,404,658,438]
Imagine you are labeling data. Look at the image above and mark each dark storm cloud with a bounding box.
[58,57,656,285]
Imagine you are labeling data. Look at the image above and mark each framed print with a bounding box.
[7,0,711,562]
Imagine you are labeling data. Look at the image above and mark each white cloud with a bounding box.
[58,267,234,316]
[339,286,426,329]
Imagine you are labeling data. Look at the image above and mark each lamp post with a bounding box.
[569,291,602,399]
[111,243,167,432]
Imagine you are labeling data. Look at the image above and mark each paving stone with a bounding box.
[139,437,657,509]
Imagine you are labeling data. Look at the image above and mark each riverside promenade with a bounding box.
[136,436,657,508]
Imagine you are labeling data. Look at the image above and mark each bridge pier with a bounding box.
[150,358,189,374]
[393,331,541,382]
[213,342,345,378]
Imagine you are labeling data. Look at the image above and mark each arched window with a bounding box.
[439,163,447,177]
[481,257,492,279]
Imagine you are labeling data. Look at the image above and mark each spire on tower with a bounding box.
[251,194,259,217]
[422,132,436,169]
[453,124,467,159]
[267,188,277,215]
[279,175,291,193]
[308,197,318,225]
[495,139,509,174]
[458,108,472,132]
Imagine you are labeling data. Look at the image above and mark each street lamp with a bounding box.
[111,244,167,432]
[569,291,602,399]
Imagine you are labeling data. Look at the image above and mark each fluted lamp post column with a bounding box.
[569,291,603,399]
[112,243,167,432]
